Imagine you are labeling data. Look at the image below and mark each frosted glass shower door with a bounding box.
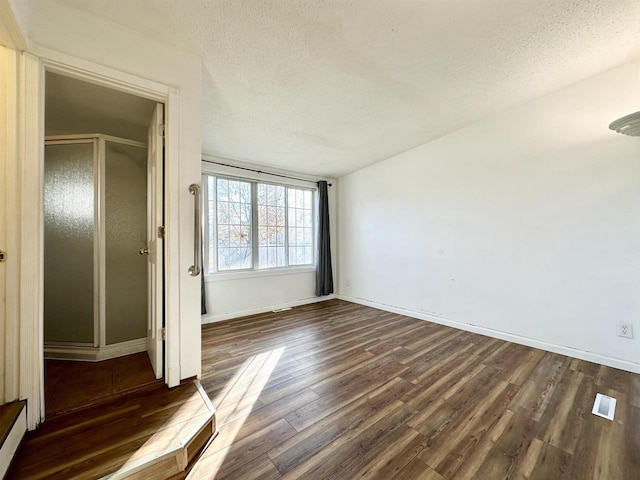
[44,142,96,344]
[45,135,152,356]
[104,141,148,345]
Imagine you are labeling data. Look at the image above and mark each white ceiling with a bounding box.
[50,0,640,177]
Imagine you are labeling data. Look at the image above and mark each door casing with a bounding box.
[18,49,182,429]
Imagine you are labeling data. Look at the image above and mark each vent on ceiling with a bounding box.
[592,393,616,421]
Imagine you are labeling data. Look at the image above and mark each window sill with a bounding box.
[205,265,316,283]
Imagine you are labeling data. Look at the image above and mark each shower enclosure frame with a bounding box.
[44,133,148,359]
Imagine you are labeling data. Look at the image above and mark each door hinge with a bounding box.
[158,226,165,239]
[159,124,165,137]
[0,249,6,262]
[161,328,166,341]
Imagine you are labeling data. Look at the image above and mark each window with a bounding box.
[204,174,315,273]
[286,187,314,266]
[258,183,285,268]
[215,178,252,271]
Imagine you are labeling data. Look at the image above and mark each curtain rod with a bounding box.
[202,159,332,186]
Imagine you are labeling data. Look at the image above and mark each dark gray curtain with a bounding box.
[315,181,334,296]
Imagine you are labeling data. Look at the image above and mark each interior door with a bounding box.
[147,103,164,379]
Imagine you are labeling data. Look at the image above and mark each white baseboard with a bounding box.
[201,294,337,325]
[338,294,640,374]
[0,405,26,478]
[44,338,147,362]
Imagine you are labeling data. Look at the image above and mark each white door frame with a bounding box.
[19,47,182,429]
[0,45,21,407]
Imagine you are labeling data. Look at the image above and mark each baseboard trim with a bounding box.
[338,294,640,374]
[44,338,147,362]
[201,294,337,324]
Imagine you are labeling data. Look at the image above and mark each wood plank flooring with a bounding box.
[189,299,640,479]
[45,352,159,417]
[9,380,214,479]
[6,300,639,479]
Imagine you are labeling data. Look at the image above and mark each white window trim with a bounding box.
[205,265,316,283]
[256,180,316,270]
[205,175,254,273]
[202,171,318,277]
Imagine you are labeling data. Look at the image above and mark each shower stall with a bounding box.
[44,134,149,360]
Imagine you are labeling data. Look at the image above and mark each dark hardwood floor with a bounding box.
[45,352,159,417]
[189,299,640,479]
[7,300,640,479]
[9,380,214,479]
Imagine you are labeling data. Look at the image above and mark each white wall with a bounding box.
[339,61,640,372]
[204,269,321,322]
[15,1,203,381]
[201,159,337,322]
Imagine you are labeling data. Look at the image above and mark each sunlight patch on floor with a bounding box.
[108,383,213,478]
[187,347,285,479]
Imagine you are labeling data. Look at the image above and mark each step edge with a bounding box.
[98,383,216,480]
[0,401,26,446]
[0,406,27,479]
[46,379,165,419]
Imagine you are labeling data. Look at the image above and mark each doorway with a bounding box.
[43,72,164,415]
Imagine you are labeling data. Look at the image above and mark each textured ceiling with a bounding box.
[48,0,640,177]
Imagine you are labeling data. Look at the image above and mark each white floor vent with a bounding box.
[272,307,292,313]
[592,393,616,421]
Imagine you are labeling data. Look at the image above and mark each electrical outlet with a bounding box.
[617,323,633,339]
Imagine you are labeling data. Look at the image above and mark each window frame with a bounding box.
[202,172,317,276]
